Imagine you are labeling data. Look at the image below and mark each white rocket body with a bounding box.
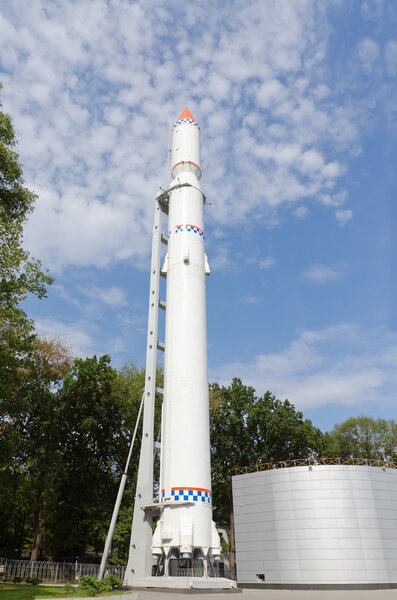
[152,109,220,560]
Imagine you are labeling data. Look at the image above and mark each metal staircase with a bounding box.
[124,190,169,586]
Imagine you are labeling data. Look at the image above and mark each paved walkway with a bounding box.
[132,588,397,600]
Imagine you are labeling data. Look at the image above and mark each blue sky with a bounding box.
[1,0,396,432]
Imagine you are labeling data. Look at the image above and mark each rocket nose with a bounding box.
[177,107,196,122]
[172,107,201,179]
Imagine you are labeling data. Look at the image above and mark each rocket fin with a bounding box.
[210,520,221,556]
[179,517,193,554]
[162,252,168,273]
[205,253,211,275]
[152,520,163,556]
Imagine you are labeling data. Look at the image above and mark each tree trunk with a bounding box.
[17,511,27,558]
[30,506,42,561]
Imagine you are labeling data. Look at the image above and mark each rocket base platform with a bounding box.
[128,576,237,589]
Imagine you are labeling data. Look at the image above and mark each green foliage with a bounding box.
[0,82,54,405]
[44,355,118,560]
[0,337,72,560]
[0,349,147,562]
[0,81,58,560]
[103,575,122,590]
[107,363,161,565]
[42,358,146,562]
[24,576,41,585]
[80,576,111,597]
[209,378,323,578]
[0,82,52,297]
[324,415,397,461]
[63,583,75,594]
[0,584,116,598]
[210,378,323,522]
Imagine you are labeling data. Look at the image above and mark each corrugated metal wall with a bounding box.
[232,465,397,585]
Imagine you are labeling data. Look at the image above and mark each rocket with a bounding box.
[122,107,235,588]
[152,108,221,570]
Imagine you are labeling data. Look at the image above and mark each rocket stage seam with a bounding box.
[161,488,212,504]
[174,118,200,129]
[171,487,211,493]
[171,160,202,173]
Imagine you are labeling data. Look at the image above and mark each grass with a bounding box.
[0,584,129,599]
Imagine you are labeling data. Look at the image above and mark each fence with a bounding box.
[234,456,397,476]
[0,557,125,583]
[176,567,204,577]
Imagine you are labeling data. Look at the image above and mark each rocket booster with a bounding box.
[152,108,220,561]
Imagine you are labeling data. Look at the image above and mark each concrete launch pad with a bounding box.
[131,577,236,589]
[129,588,397,600]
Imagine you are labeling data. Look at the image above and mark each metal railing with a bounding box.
[234,456,397,476]
[0,557,125,583]
[176,567,204,577]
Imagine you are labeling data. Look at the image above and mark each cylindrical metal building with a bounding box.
[232,461,397,587]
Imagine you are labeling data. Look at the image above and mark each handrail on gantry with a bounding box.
[234,457,397,476]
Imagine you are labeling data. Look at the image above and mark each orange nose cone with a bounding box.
[177,107,196,121]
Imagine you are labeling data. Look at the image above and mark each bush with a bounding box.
[80,576,112,597]
[12,576,23,583]
[104,574,122,589]
[64,583,75,594]
[25,576,42,584]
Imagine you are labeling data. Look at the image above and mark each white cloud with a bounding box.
[210,324,397,411]
[35,318,95,358]
[304,265,342,284]
[335,208,353,226]
[0,0,357,270]
[361,0,384,21]
[98,287,127,306]
[356,38,380,74]
[210,247,231,270]
[81,285,128,307]
[53,284,80,306]
[385,40,397,77]
[293,206,308,218]
[298,149,324,173]
[259,257,276,270]
[211,228,226,240]
[319,191,347,207]
[110,337,125,353]
[256,78,287,109]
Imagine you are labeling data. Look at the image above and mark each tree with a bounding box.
[209,378,323,577]
[107,362,146,565]
[43,355,119,561]
[0,337,72,559]
[324,415,397,461]
[0,81,53,407]
[0,353,155,563]
[0,85,55,553]
[42,356,151,562]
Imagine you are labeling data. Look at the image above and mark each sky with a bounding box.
[1,0,396,432]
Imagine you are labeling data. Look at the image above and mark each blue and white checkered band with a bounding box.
[174,118,200,129]
[174,224,204,238]
[171,488,211,504]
